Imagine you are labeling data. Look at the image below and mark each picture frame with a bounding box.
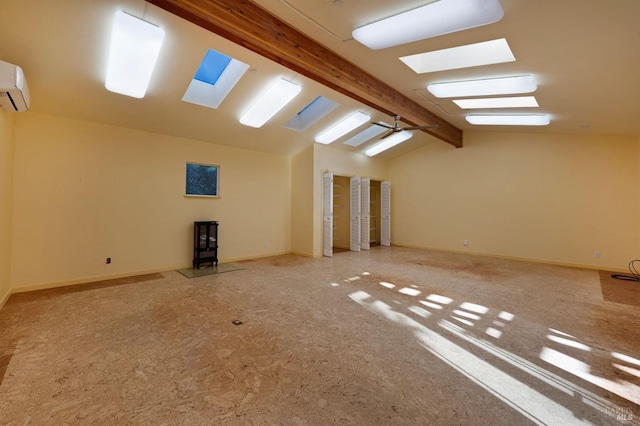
[185,162,219,197]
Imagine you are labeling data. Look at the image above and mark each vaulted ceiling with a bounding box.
[1,0,639,159]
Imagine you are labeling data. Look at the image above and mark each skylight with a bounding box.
[427,75,537,98]
[239,78,301,128]
[400,39,515,74]
[182,49,249,109]
[465,114,550,126]
[364,131,413,156]
[352,0,504,50]
[105,11,165,98]
[343,122,389,147]
[315,112,371,144]
[284,96,339,131]
[453,96,539,109]
[194,50,231,84]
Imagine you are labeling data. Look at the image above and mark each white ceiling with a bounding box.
[1,0,639,159]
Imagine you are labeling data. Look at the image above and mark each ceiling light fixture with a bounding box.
[453,96,539,109]
[400,38,515,74]
[239,78,301,128]
[465,114,550,126]
[315,111,371,144]
[105,11,165,98]
[428,75,537,98]
[352,0,504,50]
[343,122,389,147]
[364,131,413,156]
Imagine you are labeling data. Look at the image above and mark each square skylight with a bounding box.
[453,96,539,109]
[400,38,515,74]
[284,96,339,131]
[193,50,231,84]
[182,49,249,109]
[428,75,537,98]
[343,122,389,147]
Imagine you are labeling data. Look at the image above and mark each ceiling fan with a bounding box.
[373,115,439,139]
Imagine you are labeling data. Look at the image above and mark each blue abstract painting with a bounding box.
[186,163,219,197]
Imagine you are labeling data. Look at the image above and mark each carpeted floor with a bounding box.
[1,247,639,425]
[599,270,640,308]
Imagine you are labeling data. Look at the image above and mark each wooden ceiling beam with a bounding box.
[147,0,463,148]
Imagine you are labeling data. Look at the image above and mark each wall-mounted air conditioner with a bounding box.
[0,60,30,112]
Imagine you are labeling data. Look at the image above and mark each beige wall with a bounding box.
[291,145,314,256]
[389,131,639,270]
[313,144,388,256]
[6,111,640,295]
[11,113,291,290]
[0,109,15,306]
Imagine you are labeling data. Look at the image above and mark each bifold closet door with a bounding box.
[323,172,333,257]
[381,181,391,247]
[360,178,370,250]
[350,176,361,252]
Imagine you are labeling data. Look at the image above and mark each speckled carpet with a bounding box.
[1,247,639,425]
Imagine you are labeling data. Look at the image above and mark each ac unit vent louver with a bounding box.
[0,60,30,112]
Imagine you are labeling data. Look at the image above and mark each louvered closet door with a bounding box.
[323,172,333,257]
[360,178,370,250]
[381,181,391,247]
[350,176,361,252]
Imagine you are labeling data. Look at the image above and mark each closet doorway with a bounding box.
[323,172,390,257]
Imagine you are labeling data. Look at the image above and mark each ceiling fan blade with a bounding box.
[372,122,394,129]
[403,124,440,131]
[379,130,395,139]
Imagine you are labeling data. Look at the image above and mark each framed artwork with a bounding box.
[185,162,219,197]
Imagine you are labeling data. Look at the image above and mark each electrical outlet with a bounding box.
[463,240,469,246]
[106,257,111,264]
[594,251,600,258]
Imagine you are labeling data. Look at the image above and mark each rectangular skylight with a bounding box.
[194,50,231,85]
[315,111,371,144]
[465,114,550,126]
[284,96,339,131]
[182,49,249,109]
[352,0,504,50]
[364,131,413,156]
[239,78,301,128]
[428,75,537,98]
[343,122,389,147]
[105,11,165,98]
[453,96,539,109]
[400,38,515,74]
